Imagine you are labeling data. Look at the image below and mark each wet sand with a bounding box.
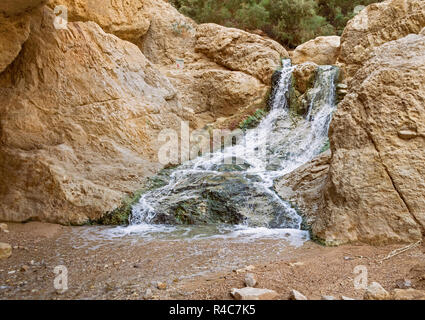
[0,222,424,300]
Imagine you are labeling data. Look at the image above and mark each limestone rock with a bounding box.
[364,282,390,300]
[338,0,425,79]
[244,273,257,287]
[138,1,271,129]
[231,287,278,300]
[275,150,331,228]
[314,33,425,245]
[0,0,46,73]
[292,36,340,66]
[391,288,425,300]
[48,0,151,42]
[0,8,184,225]
[0,243,12,259]
[195,23,289,85]
[292,62,318,94]
[289,289,308,300]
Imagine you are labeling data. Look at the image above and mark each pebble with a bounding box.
[0,243,12,260]
[144,288,153,299]
[321,295,336,300]
[395,279,412,289]
[244,273,257,287]
[0,223,9,233]
[341,295,355,300]
[20,265,30,273]
[157,282,167,290]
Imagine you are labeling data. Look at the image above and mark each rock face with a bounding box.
[47,0,150,42]
[314,32,425,245]
[0,8,184,224]
[138,2,283,129]
[275,151,331,228]
[0,0,46,73]
[292,62,318,94]
[338,0,425,79]
[291,36,340,66]
[195,23,289,85]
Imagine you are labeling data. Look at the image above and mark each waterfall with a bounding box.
[129,60,339,235]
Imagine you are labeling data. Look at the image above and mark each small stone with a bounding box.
[244,273,257,287]
[341,295,355,300]
[0,223,8,233]
[144,288,153,299]
[20,265,29,273]
[157,282,167,290]
[289,289,308,300]
[364,282,390,300]
[289,262,305,267]
[395,279,412,289]
[231,287,278,300]
[398,129,417,140]
[133,264,142,268]
[344,256,354,261]
[391,289,425,300]
[0,243,12,260]
[321,295,336,300]
[235,265,256,274]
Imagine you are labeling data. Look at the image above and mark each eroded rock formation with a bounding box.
[338,0,425,79]
[291,36,340,66]
[314,32,425,245]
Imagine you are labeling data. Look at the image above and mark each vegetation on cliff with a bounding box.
[170,0,381,48]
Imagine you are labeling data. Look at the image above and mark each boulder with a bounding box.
[231,287,278,300]
[291,36,340,66]
[314,33,425,245]
[0,243,12,259]
[338,0,425,79]
[292,62,318,94]
[0,8,184,225]
[47,0,151,42]
[195,23,289,85]
[275,150,331,228]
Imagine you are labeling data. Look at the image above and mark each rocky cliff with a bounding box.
[0,0,288,224]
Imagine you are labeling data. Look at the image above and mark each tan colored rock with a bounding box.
[231,287,278,300]
[338,0,425,79]
[0,243,12,259]
[0,223,8,232]
[275,151,331,227]
[391,289,425,300]
[314,33,425,245]
[364,282,390,300]
[0,0,46,73]
[0,0,46,15]
[0,8,184,225]
[138,1,272,129]
[289,289,308,300]
[292,36,340,66]
[195,23,289,85]
[292,62,318,94]
[47,0,151,42]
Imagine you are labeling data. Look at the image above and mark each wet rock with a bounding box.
[0,243,12,259]
[244,273,257,287]
[231,287,278,300]
[289,289,308,300]
[391,289,425,300]
[364,282,390,300]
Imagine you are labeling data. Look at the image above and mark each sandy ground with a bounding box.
[0,222,424,300]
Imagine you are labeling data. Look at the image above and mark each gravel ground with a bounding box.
[0,222,424,300]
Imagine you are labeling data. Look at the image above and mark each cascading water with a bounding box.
[124,59,338,240]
